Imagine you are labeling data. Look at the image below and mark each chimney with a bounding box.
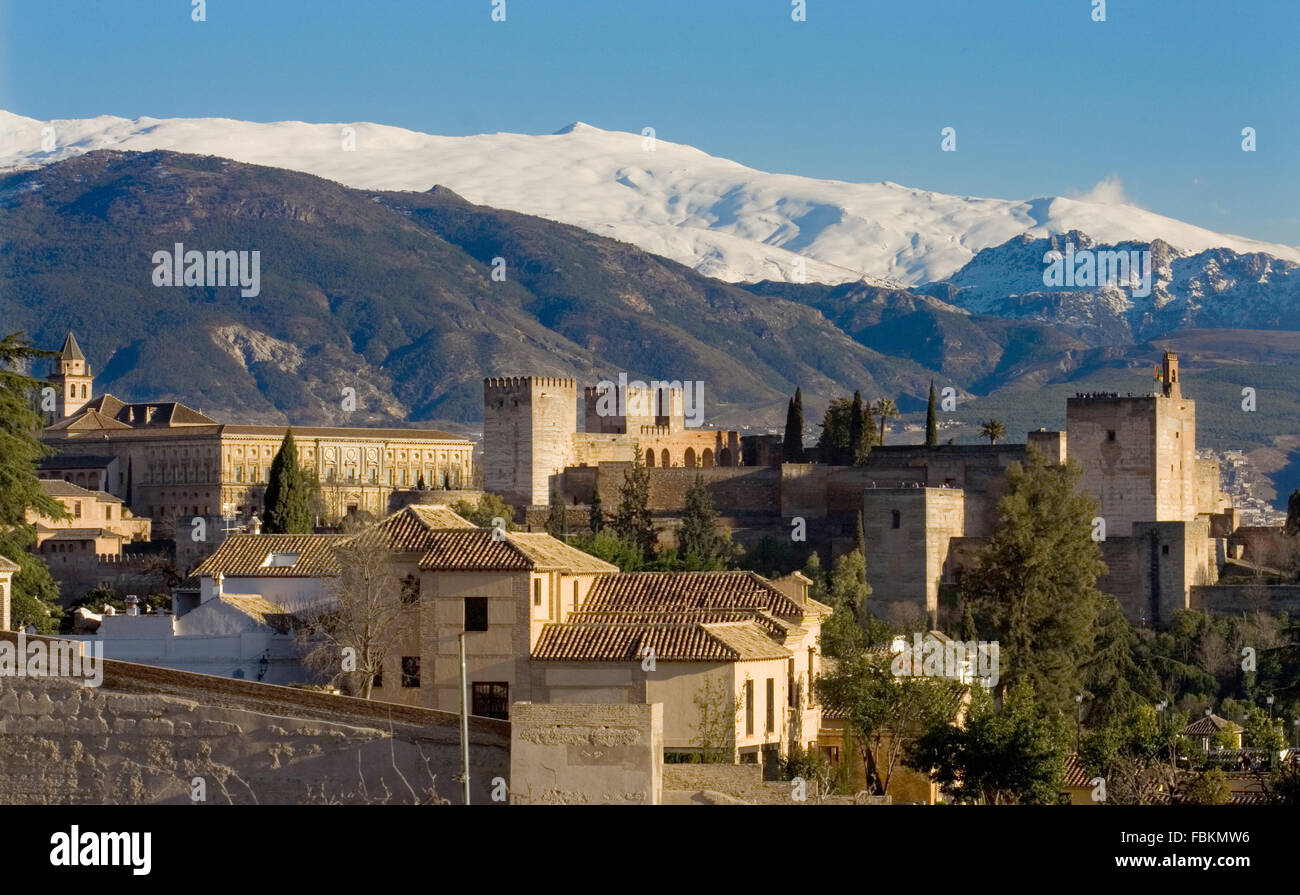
[124,594,139,617]
[249,515,262,535]
[214,572,224,598]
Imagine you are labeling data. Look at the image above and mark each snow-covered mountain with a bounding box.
[3,110,1297,285]
[940,231,1300,343]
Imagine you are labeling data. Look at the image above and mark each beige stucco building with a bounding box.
[40,333,474,543]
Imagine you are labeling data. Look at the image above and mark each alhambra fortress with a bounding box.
[1,332,1294,803]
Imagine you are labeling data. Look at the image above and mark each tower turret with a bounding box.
[49,332,93,419]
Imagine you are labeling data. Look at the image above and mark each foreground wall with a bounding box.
[0,633,509,804]
[509,702,663,804]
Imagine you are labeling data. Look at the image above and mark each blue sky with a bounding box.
[4,0,1297,244]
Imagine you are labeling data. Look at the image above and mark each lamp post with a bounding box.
[1074,694,1083,752]
[1266,693,1274,719]
[459,631,471,805]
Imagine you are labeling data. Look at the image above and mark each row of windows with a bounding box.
[743,678,780,737]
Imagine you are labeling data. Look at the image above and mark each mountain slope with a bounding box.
[3,110,1296,285]
[0,149,940,428]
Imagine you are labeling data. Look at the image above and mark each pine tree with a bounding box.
[613,445,655,559]
[678,474,728,569]
[925,380,938,446]
[959,449,1107,718]
[263,430,314,534]
[589,487,604,534]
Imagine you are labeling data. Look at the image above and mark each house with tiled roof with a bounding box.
[1183,713,1244,751]
[529,570,831,765]
[28,479,151,548]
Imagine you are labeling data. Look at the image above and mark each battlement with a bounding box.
[639,424,671,437]
[484,376,576,391]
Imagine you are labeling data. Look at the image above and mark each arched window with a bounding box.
[661,449,670,468]
[702,449,714,467]
[80,384,87,398]
[646,449,655,467]
[684,448,696,468]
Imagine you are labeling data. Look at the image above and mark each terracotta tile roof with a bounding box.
[1063,754,1093,788]
[1183,714,1242,737]
[45,410,133,433]
[192,534,348,578]
[566,608,795,639]
[347,505,477,552]
[415,530,617,573]
[584,571,809,618]
[533,618,788,662]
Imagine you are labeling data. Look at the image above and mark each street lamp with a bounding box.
[1265,694,1274,718]
[1075,694,1083,751]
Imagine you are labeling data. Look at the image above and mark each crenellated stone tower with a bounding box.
[483,377,578,508]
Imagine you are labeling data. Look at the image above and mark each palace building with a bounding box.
[40,333,475,541]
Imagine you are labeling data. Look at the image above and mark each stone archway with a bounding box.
[646,449,655,467]
[684,448,696,468]
[702,448,714,468]
[661,449,671,469]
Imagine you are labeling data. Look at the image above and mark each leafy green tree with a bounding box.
[907,683,1068,804]
[1080,595,1162,727]
[925,381,938,446]
[451,493,517,529]
[263,430,315,534]
[613,445,655,559]
[677,474,730,569]
[1179,768,1231,805]
[816,397,874,465]
[1079,704,1182,804]
[978,418,1006,445]
[783,388,806,462]
[817,646,961,796]
[568,529,644,571]
[1241,706,1287,754]
[0,332,67,632]
[960,449,1106,719]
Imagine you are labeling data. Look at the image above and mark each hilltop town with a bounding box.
[0,331,1294,806]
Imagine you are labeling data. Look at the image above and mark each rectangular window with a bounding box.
[386,469,393,485]
[73,501,82,518]
[471,682,509,720]
[1107,430,1117,442]
[369,468,378,484]
[373,669,383,689]
[326,467,336,483]
[400,656,420,688]
[235,464,243,482]
[788,659,796,708]
[105,506,112,520]
[400,574,420,605]
[807,647,816,706]
[533,579,542,607]
[400,469,408,486]
[745,680,754,736]
[766,678,775,733]
[464,597,488,632]
[573,580,579,606]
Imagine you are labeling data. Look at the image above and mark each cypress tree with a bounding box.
[849,390,865,465]
[783,397,798,462]
[783,388,805,462]
[926,380,938,446]
[545,486,566,539]
[263,430,314,534]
